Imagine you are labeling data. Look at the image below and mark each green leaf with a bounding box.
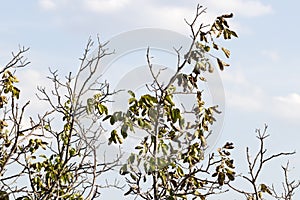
[97,103,108,115]
[13,87,20,99]
[227,173,235,181]
[128,153,135,164]
[102,115,111,121]
[212,172,218,177]
[130,173,137,181]
[69,148,76,157]
[128,90,135,97]
[218,172,225,186]
[137,118,144,127]
[121,124,128,139]
[109,129,118,144]
[110,116,116,125]
[141,94,157,107]
[161,143,168,155]
[165,94,175,106]
[86,98,94,114]
[128,97,136,105]
[148,108,158,120]
[260,183,272,195]
[204,46,210,52]
[120,164,128,175]
[171,108,181,123]
[176,167,184,177]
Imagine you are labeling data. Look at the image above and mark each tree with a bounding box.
[0,46,45,200]
[23,37,123,199]
[0,4,298,200]
[228,125,298,200]
[102,5,238,200]
[0,40,122,199]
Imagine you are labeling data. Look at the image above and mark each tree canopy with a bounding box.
[0,4,298,200]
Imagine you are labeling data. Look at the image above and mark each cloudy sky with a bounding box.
[0,0,299,199]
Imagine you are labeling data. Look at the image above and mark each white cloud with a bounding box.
[207,0,273,17]
[273,93,300,121]
[34,0,259,37]
[83,0,131,13]
[226,90,264,112]
[222,70,300,122]
[38,0,57,10]
[261,49,280,62]
[141,5,199,34]
[222,70,265,112]
[222,70,248,85]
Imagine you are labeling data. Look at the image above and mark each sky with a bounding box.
[0,0,299,199]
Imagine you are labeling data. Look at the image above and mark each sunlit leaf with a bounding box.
[221,47,231,58]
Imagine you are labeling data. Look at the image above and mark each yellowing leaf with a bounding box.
[221,47,231,58]
[217,58,230,71]
[213,43,219,50]
[222,13,234,18]
[230,30,238,38]
[199,76,207,82]
[217,58,224,71]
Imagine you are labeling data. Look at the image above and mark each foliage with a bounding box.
[0,47,45,199]
[19,38,122,200]
[97,5,239,200]
[0,4,298,200]
[0,40,122,199]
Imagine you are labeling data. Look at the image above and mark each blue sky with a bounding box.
[0,0,299,199]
